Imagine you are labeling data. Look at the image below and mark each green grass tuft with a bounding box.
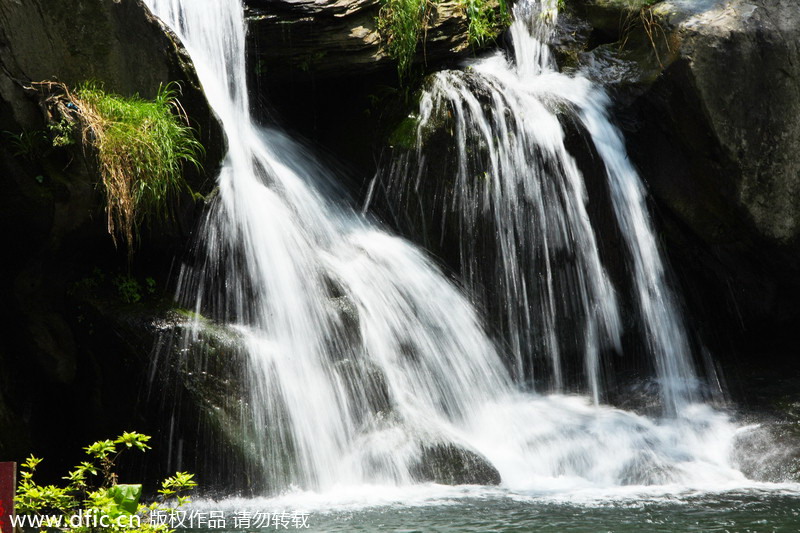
[377,0,430,79]
[465,0,511,47]
[377,0,510,79]
[73,82,203,254]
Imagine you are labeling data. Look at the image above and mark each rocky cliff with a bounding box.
[553,0,800,403]
[0,0,222,460]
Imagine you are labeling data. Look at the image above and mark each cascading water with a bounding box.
[145,0,514,490]
[378,0,699,413]
[144,0,752,495]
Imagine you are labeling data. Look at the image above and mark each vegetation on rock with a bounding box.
[378,0,510,78]
[75,83,203,254]
[377,0,430,78]
[465,0,511,47]
[37,81,204,256]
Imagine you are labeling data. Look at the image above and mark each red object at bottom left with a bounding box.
[0,462,15,533]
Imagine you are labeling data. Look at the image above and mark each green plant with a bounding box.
[49,116,78,147]
[465,0,511,47]
[298,51,327,72]
[69,268,158,304]
[2,129,49,160]
[114,274,144,304]
[16,431,197,532]
[377,0,510,79]
[69,267,107,297]
[377,0,431,79]
[72,82,204,255]
[112,274,156,304]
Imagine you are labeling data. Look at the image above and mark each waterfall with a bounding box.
[145,0,514,490]
[143,0,747,493]
[378,0,699,413]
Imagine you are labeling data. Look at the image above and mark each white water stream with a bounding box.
[143,0,758,495]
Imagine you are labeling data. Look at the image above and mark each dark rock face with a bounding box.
[243,0,506,179]
[0,0,222,462]
[639,0,800,246]
[412,443,502,485]
[54,287,264,492]
[245,0,477,81]
[565,0,800,247]
[0,0,218,139]
[561,0,800,391]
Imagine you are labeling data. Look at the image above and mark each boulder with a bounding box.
[556,0,800,385]
[567,0,800,246]
[648,0,800,245]
[412,442,502,485]
[67,287,268,492]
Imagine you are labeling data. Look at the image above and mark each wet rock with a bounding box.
[412,442,502,485]
[556,0,800,382]
[335,357,392,418]
[569,0,800,245]
[328,294,363,356]
[68,290,264,492]
[733,421,800,482]
[619,452,676,485]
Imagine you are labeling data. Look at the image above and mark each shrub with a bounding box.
[15,431,197,533]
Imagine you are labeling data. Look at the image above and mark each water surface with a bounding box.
[189,485,800,532]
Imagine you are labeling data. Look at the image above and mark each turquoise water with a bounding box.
[188,485,800,532]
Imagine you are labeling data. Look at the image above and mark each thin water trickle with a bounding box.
[144,0,757,495]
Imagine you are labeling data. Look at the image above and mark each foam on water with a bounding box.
[187,479,800,516]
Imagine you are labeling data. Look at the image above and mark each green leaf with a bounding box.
[114,431,152,451]
[108,484,142,514]
[85,439,116,459]
[23,455,42,471]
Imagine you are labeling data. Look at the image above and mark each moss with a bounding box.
[174,307,206,322]
[389,114,421,149]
